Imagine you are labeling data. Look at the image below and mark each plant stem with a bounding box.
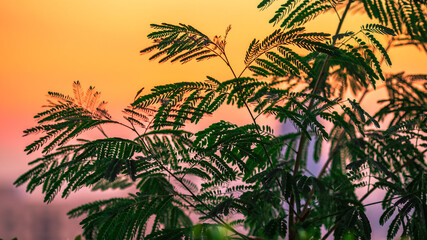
[298,35,395,220]
[320,149,427,239]
[139,137,250,239]
[288,1,354,239]
[220,50,293,206]
[118,108,250,239]
[226,58,275,170]
[157,157,250,239]
[293,0,353,176]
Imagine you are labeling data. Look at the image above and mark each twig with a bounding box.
[320,149,426,240]
[297,23,396,232]
[217,45,294,213]
[110,111,250,238]
[288,1,355,238]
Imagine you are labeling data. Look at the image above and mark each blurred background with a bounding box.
[1,0,426,239]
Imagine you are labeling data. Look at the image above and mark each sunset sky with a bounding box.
[0,0,426,238]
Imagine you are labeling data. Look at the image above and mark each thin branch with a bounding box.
[96,126,109,138]
[138,136,250,239]
[216,44,292,206]
[296,5,396,229]
[110,109,250,239]
[320,149,427,240]
[289,1,354,238]
[326,0,342,21]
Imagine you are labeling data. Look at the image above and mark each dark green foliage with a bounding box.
[375,72,427,128]
[140,23,223,64]
[354,0,427,52]
[334,206,372,240]
[15,1,427,240]
[244,27,336,70]
[259,0,342,29]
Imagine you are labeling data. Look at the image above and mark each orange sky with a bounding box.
[1,0,426,181]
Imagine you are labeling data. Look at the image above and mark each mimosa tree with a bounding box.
[16,1,426,239]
